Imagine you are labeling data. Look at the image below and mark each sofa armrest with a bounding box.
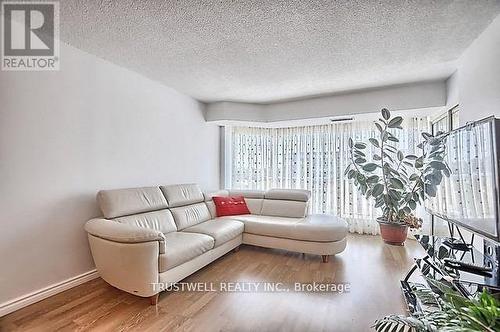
[85,218,165,297]
[85,218,166,253]
[87,234,160,297]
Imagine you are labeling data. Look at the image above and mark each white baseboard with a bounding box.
[0,269,99,317]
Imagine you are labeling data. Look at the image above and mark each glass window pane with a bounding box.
[451,108,460,130]
[432,116,448,134]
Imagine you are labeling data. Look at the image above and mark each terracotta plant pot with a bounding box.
[377,218,408,246]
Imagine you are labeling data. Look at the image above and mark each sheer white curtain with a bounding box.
[228,117,430,235]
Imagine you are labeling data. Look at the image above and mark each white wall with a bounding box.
[445,71,459,108]
[455,14,500,124]
[206,81,446,122]
[0,43,220,307]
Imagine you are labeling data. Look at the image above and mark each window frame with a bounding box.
[432,104,459,135]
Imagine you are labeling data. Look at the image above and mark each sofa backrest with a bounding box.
[261,189,310,218]
[229,190,265,215]
[203,189,229,218]
[97,187,178,233]
[203,188,310,218]
[160,184,211,230]
[203,189,265,218]
[96,184,312,232]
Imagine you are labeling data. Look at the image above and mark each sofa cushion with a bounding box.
[159,232,214,272]
[206,198,262,217]
[264,189,311,202]
[169,202,212,230]
[97,187,168,219]
[160,184,204,208]
[206,195,262,217]
[261,199,308,218]
[182,218,244,247]
[213,196,250,217]
[233,214,347,242]
[114,209,177,233]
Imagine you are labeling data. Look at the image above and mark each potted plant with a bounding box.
[345,108,450,245]
[373,277,500,331]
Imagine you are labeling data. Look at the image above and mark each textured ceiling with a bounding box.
[60,1,500,103]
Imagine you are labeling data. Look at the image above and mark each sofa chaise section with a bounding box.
[204,189,348,262]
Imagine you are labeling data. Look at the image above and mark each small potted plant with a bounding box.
[345,108,450,245]
[374,277,500,331]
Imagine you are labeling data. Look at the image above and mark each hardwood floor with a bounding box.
[0,234,424,332]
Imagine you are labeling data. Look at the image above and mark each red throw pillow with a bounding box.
[213,196,250,217]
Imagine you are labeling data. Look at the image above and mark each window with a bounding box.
[429,105,476,240]
[451,106,460,130]
[432,105,460,134]
[226,117,431,234]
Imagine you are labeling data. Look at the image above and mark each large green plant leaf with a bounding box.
[369,138,380,148]
[373,315,425,332]
[408,200,417,210]
[415,158,424,169]
[388,189,401,201]
[429,161,447,170]
[354,150,366,157]
[388,136,399,143]
[383,152,395,163]
[388,116,403,128]
[367,175,380,183]
[389,178,404,189]
[382,108,391,120]
[363,163,378,172]
[372,184,384,197]
[429,138,442,146]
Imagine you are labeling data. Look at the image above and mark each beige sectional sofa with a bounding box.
[85,184,347,304]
